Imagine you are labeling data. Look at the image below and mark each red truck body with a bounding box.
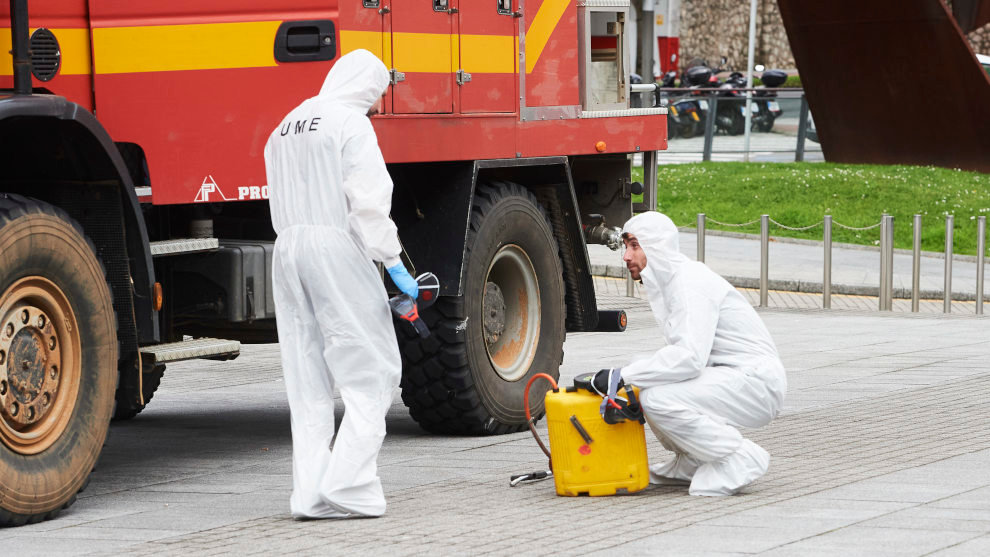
[2,0,665,204]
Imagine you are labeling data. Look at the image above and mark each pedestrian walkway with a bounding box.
[589,228,989,313]
[5,287,990,555]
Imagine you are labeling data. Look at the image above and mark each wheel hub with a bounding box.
[0,277,78,455]
[483,283,506,344]
[2,309,60,427]
[482,245,541,382]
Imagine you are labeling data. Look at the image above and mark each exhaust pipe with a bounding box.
[10,0,32,95]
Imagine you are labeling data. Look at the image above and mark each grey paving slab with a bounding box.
[928,535,990,556]
[757,526,982,557]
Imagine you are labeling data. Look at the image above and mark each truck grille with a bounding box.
[30,28,61,82]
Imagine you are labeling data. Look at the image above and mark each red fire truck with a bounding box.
[0,0,665,524]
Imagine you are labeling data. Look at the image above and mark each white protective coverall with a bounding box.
[620,212,787,496]
[263,49,402,518]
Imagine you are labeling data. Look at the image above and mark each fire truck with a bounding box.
[0,0,665,524]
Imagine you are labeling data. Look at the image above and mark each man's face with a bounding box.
[367,92,386,116]
[622,233,647,281]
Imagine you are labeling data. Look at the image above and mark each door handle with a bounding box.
[274,20,336,63]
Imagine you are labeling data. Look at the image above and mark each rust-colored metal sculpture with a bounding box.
[777,0,990,173]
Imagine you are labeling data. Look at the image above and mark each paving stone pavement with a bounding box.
[5,289,990,556]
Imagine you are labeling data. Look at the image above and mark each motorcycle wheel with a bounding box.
[756,114,776,133]
[680,119,702,139]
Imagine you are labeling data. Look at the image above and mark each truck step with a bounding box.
[140,337,240,364]
[150,238,219,257]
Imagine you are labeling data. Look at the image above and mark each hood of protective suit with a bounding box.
[317,49,389,113]
[622,211,690,290]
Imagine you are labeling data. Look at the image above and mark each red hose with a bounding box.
[524,373,558,463]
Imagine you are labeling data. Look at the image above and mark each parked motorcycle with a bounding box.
[658,71,704,139]
[685,65,745,135]
[683,65,788,135]
[752,69,787,133]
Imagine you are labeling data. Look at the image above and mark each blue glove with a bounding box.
[387,263,419,299]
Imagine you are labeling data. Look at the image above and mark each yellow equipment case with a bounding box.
[545,381,650,496]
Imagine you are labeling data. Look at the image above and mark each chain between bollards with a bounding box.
[691,212,985,315]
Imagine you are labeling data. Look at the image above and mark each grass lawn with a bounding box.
[632,162,990,256]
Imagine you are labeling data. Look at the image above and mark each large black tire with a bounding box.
[398,182,565,434]
[0,194,118,526]
[113,364,165,420]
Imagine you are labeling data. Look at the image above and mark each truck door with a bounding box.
[458,0,516,113]
[389,0,454,113]
[87,1,337,205]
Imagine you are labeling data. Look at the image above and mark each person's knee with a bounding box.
[640,387,689,419]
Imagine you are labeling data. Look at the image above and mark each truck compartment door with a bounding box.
[389,0,454,114]
[457,0,516,113]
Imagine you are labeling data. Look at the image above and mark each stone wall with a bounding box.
[970,25,990,54]
[677,0,990,72]
[677,0,793,70]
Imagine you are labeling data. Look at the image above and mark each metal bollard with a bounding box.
[885,215,895,310]
[760,214,769,307]
[795,94,810,163]
[912,215,921,312]
[978,216,986,316]
[879,214,894,311]
[823,215,832,309]
[626,273,634,298]
[702,94,717,162]
[877,215,887,311]
[944,215,953,313]
[697,213,706,263]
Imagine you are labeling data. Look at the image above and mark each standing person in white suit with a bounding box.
[263,49,418,519]
[592,211,787,496]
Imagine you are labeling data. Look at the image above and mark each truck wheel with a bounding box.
[0,195,117,526]
[398,182,565,434]
[113,364,165,420]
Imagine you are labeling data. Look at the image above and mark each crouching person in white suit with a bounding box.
[593,211,787,496]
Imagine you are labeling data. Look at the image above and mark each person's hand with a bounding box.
[387,263,419,299]
[592,368,624,397]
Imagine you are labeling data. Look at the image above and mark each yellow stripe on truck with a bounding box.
[342,31,538,76]
[525,0,570,73]
[339,30,384,61]
[0,28,91,76]
[391,32,453,73]
[92,21,280,74]
[1,17,559,77]
[460,34,516,74]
